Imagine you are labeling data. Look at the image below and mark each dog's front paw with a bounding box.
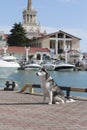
[66,98,75,103]
[55,102,59,104]
[48,102,52,105]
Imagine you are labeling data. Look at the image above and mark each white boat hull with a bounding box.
[0,56,20,79]
[18,63,41,71]
[54,63,75,71]
[0,60,20,68]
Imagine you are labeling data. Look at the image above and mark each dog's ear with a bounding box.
[41,67,50,79]
[42,67,47,72]
[44,68,50,79]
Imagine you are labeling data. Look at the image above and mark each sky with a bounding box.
[0,0,87,52]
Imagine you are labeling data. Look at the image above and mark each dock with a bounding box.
[0,90,87,130]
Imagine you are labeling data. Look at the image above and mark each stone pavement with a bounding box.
[0,90,87,130]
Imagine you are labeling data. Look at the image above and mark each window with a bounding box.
[0,36,2,41]
[36,54,41,60]
[50,35,56,38]
[58,33,64,38]
[66,35,71,39]
[50,40,55,49]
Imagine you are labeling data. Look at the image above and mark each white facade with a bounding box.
[22,0,41,39]
[29,30,81,54]
[0,31,7,48]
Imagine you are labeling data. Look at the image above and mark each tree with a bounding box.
[7,22,29,46]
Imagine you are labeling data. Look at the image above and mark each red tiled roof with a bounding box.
[68,50,80,53]
[0,46,50,54]
[29,47,50,53]
[7,46,25,53]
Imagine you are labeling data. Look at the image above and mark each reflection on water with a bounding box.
[0,69,87,97]
[0,68,17,79]
[8,70,40,87]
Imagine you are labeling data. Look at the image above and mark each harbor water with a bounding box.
[0,69,87,97]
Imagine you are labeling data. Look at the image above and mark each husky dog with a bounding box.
[36,68,66,104]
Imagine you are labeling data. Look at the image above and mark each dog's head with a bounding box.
[36,67,50,80]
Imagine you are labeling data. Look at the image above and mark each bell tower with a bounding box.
[22,0,40,39]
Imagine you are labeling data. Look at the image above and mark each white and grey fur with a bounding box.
[36,68,66,104]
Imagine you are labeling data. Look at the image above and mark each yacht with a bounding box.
[54,62,75,71]
[79,60,87,70]
[0,54,20,79]
[18,61,41,71]
[0,55,20,68]
[41,59,75,71]
[54,50,75,71]
[0,46,20,68]
[22,63,41,71]
[41,62,56,71]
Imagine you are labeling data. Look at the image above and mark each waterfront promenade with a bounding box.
[0,90,87,130]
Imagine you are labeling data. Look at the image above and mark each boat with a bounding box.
[41,59,75,71]
[23,63,41,70]
[0,55,20,68]
[0,54,20,79]
[54,50,75,71]
[0,46,20,68]
[18,60,41,71]
[0,59,20,68]
[41,62,56,71]
[54,62,75,71]
[79,60,87,70]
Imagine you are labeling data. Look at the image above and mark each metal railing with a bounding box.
[20,84,87,98]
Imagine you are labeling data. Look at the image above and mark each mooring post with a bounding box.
[30,86,34,94]
[66,90,70,98]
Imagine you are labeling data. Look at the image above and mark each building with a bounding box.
[28,30,81,59]
[22,0,41,39]
[22,0,81,62]
[0,46,50,63]
[0,0,81,63]
[0,31,7,48]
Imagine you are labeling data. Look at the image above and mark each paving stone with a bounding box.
[0,91,87,130]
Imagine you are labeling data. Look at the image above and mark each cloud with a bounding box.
[41,26,57,33]
[0,25,11,34]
